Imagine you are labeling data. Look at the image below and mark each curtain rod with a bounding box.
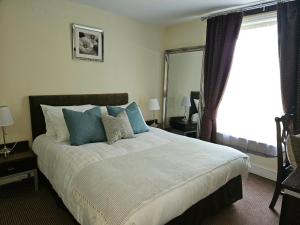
[200,0,294,21]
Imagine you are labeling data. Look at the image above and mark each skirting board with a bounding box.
[249,162,277,181]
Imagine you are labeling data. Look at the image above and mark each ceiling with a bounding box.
[72,0,258,25]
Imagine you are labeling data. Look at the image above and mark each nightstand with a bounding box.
[0,141,38,191]
[146,119,162,128]
[280,167,300,225]
[169,116,198,137]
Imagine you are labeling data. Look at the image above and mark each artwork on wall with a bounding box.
[72,24,104,62]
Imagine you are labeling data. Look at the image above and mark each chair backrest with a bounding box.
[275,113,294,180]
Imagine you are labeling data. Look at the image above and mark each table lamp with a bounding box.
[181,96,191,122]
[0,106,14,157]
[148,98,160,127]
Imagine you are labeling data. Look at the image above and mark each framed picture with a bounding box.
[72,24,104,62]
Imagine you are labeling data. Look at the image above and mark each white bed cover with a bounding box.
[32,128,250,225]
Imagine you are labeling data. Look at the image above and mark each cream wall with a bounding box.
[0,0,164,143]
[248,153,277,181]
[164,20,207,50]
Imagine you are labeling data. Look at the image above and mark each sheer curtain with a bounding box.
[217,12,283,156]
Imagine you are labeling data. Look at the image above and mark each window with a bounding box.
[217,12,282,153]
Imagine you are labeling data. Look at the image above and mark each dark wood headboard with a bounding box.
[29,93,128,140]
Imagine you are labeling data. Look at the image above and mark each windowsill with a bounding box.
[216,132,277,157]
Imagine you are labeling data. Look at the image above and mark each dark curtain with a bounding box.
[277,1,300,131]
[200,13,243,142]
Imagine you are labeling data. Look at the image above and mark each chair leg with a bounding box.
[269,181,281,209]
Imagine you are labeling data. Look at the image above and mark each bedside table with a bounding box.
[146,119,162,128]
[0,141,38,191]
[169,116,198,137]
[280,167,300,225]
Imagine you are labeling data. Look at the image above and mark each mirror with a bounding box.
[162,46,205,137]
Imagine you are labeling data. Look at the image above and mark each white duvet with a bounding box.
[32,128,250,225]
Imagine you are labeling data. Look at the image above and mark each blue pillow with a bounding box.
[107,102,149,134]
[63,107,106,146]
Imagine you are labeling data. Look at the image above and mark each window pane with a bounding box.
[217,17,282,146]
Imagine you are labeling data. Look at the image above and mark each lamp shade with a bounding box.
[148,98,160,111]
[0,106,14,127]
[181,96,191,107]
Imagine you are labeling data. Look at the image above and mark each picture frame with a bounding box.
[72,24,104,62]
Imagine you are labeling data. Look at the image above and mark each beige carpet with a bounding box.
[0,173,281,225]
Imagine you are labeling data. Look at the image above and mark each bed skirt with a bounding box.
[166,175,242,225]
[42,172,242,225]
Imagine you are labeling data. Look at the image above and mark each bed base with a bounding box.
[41,171,242,225]
[167,175,242,225]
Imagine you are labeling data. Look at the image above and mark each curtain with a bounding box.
[200,12,243,142]
[277,1,300,131]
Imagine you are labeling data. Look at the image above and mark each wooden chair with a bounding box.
[269,113,295,209]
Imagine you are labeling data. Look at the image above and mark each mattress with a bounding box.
[32,128,250,225]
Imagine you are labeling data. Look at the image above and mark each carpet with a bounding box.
[202,174,281,225]
[0,174,281,225]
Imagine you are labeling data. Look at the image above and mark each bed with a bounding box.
[29,93,250,225]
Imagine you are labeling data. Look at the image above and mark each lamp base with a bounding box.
[0,146,12,158]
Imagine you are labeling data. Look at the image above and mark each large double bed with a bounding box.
[29,93,250,225]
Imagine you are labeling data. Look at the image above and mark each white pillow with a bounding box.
[41,105,56,137]
[92,104,129,116]
[191,113,199,123]
[40,104,95,142]
[47,110,70,142]
[193,99,200,111]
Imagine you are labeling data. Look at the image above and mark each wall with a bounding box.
[164,20,207,50]
[0,0,164,143]
[248,153,277,181]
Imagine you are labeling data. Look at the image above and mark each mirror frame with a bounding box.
[162,45,205,130]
